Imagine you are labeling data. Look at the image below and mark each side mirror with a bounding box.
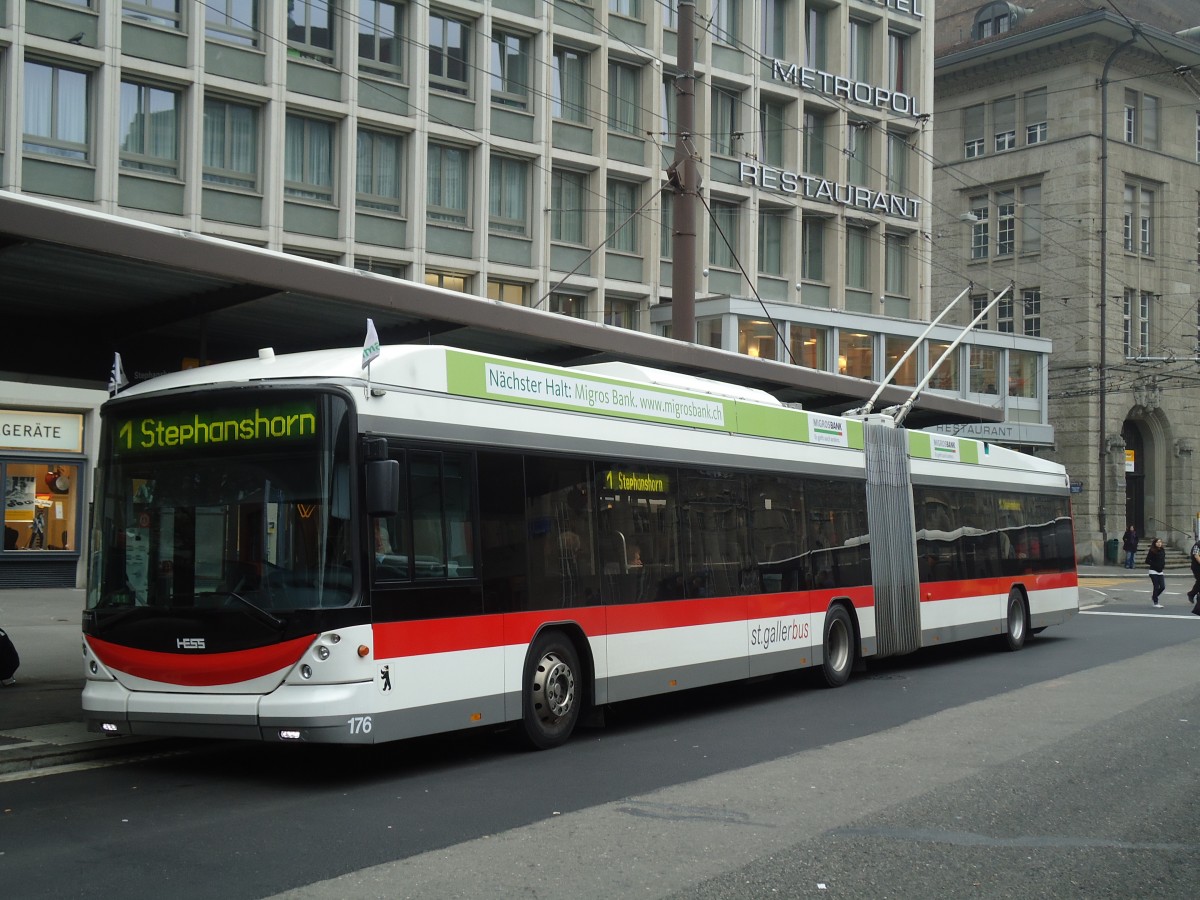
[365,459,400,517]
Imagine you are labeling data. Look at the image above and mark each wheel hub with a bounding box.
[534,653,575,719]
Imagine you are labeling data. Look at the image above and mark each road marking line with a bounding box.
[1080,610,1200,620]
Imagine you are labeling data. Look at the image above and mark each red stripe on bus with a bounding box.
[919,570,1078,602]
[372,589,877,658]
[87,635,315,686]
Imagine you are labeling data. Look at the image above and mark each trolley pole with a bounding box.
[670,1,698,344]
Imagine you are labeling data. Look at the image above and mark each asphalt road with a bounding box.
[3,579,1198,899]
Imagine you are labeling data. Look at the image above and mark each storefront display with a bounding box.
[1,401,98,588]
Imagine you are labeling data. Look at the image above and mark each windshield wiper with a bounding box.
[223,591,285,631]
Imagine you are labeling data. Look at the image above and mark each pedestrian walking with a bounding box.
[1146,538,1166,608]
[1187,535,1200,616]
[1122,524,1138,569]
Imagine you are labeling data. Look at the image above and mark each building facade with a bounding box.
[932,0,1200,561]
[0,0,1060,585]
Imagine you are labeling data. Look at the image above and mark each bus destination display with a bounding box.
[112,402,319,455]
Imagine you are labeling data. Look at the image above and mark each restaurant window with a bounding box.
[838,331,873,379]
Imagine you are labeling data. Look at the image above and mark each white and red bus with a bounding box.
[83,345,1078,748]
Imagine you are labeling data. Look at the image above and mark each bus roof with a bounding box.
[111,345,1065,480]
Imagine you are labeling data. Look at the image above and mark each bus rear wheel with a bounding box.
[521,631,582,750]
[1001,589,1028,652]
[819,605,854,688]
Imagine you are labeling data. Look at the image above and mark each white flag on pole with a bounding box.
[362,318,381,369]
[108,352,129,397]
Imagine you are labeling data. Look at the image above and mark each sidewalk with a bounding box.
[0,588,163,775]
[0,565,1193,774]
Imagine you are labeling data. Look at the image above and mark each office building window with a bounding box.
[608,62,640,134]
[996,191,1015,256]
[971,293,989,329]
[711,85,739,156]
[801,217,824,282]
[664,0,679,29]
[762,0,789,59]
[713,0,741,45]
[1139,291,1152,357]
[207,0,260,46]
[1124,184,1154,255]
[849,18,871,83]
[288,0,335,63]
[709,199,739,269]
[23,61,89,161]
[284,114,334,201]
[964,104,984,158]
[551,169,587,244]
[1022,288,1041,337]
[994,96,1015,152]
[604,297,640,329]
[125,0,182,29]
[548,292,587,319]
[759,207,785,276]
[792,324,827,370]
[487,280,527,304]
[887,131,908,193]
[359,0,404,80]
[119,81,179,177]
[605,179,639,252]
[552,47,588,123]
[997,295,1014,333]
[846,225,869,291]
[429,12,470,95]
[760,99,787,168]
[1142,94,1159,149]
[803,110,827,176]
[1009,350,1038,399]
[610,0,641,18]
[660,71,679,143]
[970,196,989,259]
[491,30,530,109]
[884,233,908,298]
[970,347,999,394]
[839,331,873,379]
[203,98,258,190]
[1122,288,1134,357]
[927,340,958,391]
[739,319,776,361]
[885,336,917,386]
[1118,90,1156,146]
[427,142,469,225]
[659,191,673,259]
[888,31,908,94]
[805,3,827,69]
[1021,184,1041,253]
[847,123,869,187]
[489,155,529,235]
[426,270,468,293]
[356,129,403,212]
[1024,88,1047,144]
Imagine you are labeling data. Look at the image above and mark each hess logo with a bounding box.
[176,637,206,650]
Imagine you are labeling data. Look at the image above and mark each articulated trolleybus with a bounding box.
[83,345,1078,748]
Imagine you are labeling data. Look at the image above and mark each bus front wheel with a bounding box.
[520,631,582,750]
[819,605,854,688]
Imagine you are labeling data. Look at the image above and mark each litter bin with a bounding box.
[1105,538,1120,565]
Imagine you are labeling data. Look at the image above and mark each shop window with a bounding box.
[3,463,80,552]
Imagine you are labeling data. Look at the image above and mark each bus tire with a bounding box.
[1001,589,1028,652]
[520,631,582,750]
[819,605,854,688]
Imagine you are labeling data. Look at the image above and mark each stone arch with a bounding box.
[1123,408,1172,541]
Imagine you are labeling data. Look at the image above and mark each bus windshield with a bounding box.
[87,391,355,612]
